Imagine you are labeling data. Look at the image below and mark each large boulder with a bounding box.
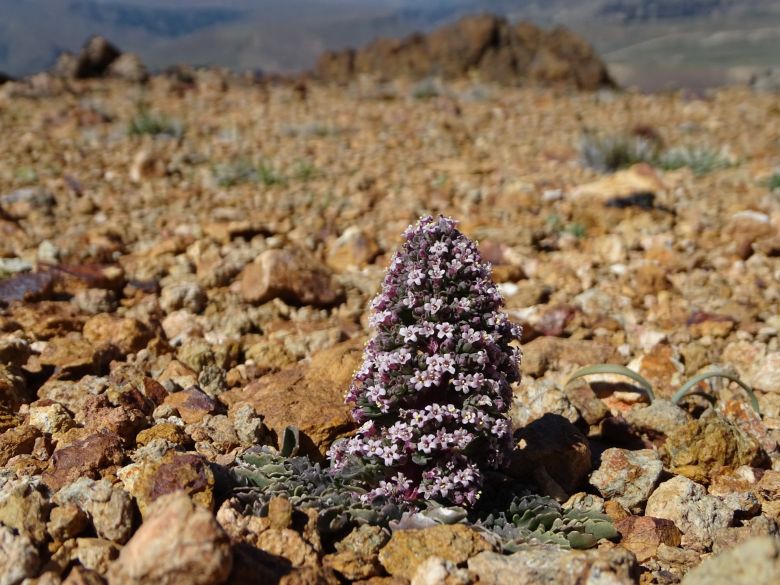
[219,338,363,459]
[106,492,232,585]
[314,14,614,90]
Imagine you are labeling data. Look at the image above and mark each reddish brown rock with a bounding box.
[324,550,383,581]
[163,387,217,424]
[632,343,684,399]
[4,301,86,339]
[42,431,125,491]
[76,395,149,443]
[723,210,774,259]
[118,451,214,517]
[237,246,344,307]
[254,528,318,568]
[83,314,153,356]
[157,360,199,390]
[0,423,40,466]
[39,333,114,375]
[615,516,682,562]
[632,262,671,297]
[220,338,362,459]
[219,340,363,457]
[522,336,619,378]
[53,263,126,294]
[0,363,30,410]
[108,367,168,408]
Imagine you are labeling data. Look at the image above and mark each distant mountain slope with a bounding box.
[0,0,778,90]
[65,1,243,37]
[597,0,734,21]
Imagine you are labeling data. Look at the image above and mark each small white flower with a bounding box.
[428,265,445,280]
[407,268,424,287]
[436,322,454,339]
[418,434,435,454]
[424,298,443,314]
[399,326,418,342]
[430,241,448,256]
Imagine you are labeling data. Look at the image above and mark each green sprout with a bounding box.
[128,105,183,138]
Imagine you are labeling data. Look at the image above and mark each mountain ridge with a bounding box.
[1,0,778,89]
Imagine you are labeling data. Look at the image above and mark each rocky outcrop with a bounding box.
[53,36,147,81]
[314,14,614,89]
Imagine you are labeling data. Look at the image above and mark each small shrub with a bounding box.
[292,160,317,182]
[213,160,287,188]
[656,146,732,175]
[546,215,586,239]
[328,215,521,508]
[411,78,442,100]
[579,132,658,172]
[128,106,182,138]
[213,160,257,187]
[256,162,287,187]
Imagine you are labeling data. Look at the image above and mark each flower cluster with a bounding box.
[329,215,521,507]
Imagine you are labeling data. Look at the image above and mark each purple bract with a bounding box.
[328,215,521,507]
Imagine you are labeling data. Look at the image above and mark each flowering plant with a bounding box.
[329,215,521,507]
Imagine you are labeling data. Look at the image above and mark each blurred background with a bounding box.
[1,0,779,91]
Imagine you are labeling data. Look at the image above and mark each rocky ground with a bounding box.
[0,70,779,585]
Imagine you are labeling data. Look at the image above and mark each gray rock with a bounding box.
[624,399,690,438]
[645,475,734,550]
[54,478,134,544]
[681,536,780,585]
[511,378,580,428]
[712,515,779,555]
[229,404,266,446]
[0,526,39,585]
[467,545,637,585]
[73,288,118,314]
[590,448,663,513]
[335,524,389,557]
[160,282,207,315]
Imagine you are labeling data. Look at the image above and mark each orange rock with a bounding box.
[219,338,363,459]
[237,247,344,307]
[615,516,682,562]
[163,387,217,424]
